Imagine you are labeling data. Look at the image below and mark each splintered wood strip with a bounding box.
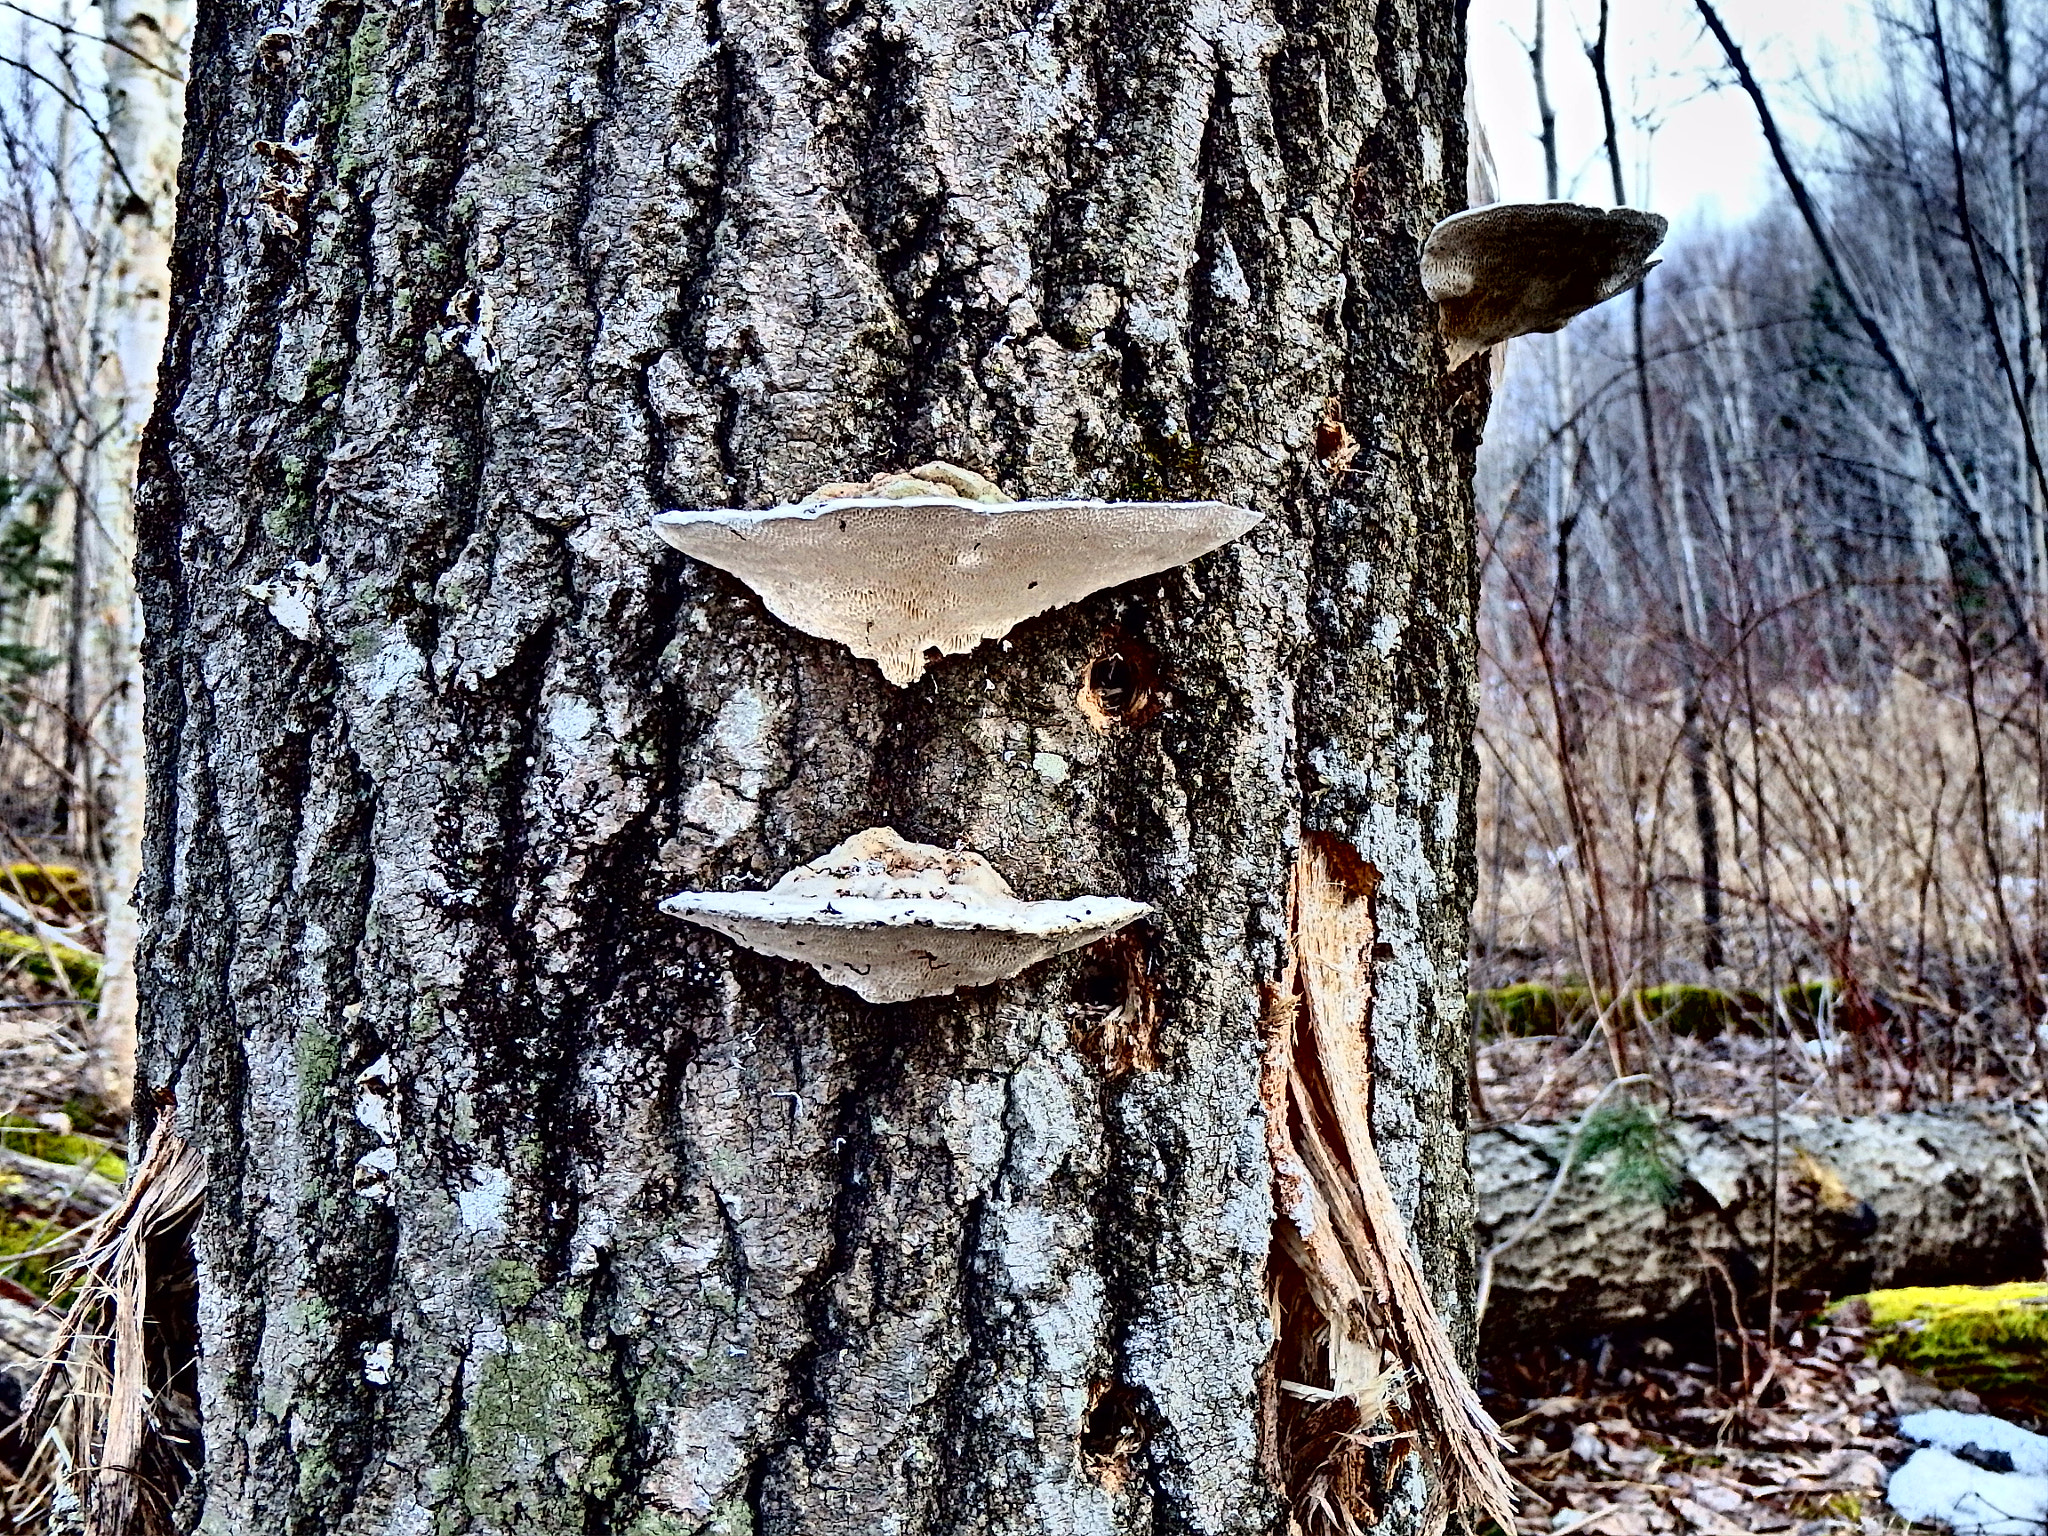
[24,1117,206,1536]
[94,1127,203,1533]
[1274,835,1519,1534]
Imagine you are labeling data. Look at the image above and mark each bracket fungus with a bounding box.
[652,462,1259,685]
[1420,202,1669,367]
[660,827,1151,1004]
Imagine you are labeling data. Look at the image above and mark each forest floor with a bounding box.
[0,877,129,1526]
[0,893,2034,1535]
[1473,1019,2039,1535]
[1483,1305,1970,1535]
[1473,1027,2026,1126]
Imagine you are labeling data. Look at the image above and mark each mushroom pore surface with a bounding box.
[1421,202,1668,366]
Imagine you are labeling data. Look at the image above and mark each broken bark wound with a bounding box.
[1315,398,1362,479]
[1265,834,1515,1535]
[1068,929,1161,1076]
[1077,634,1165,731]
[1079,1382,1148,1491]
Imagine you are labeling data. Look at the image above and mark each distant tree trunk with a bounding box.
[91,0,192,1104]
[137,2,1487,1530]
[1589,0,1723,975]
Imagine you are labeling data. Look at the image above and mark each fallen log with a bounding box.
[1473,1105,2048,1347]
[0,1146,122,1220]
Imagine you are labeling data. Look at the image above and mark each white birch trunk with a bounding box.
[91,0,193,1104]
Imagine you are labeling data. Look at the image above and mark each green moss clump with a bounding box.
[0,1202,68,1296]
[1832,1283,2048,1416]
[0,1117,126,1296]
[485,1258,542,1311]
[699,1502,754,1536]
[1473,981,1594,1038]
[0,930,100,1001]
[1635,983,1748,1038]
[0,863,92,918]
[461,1318,624,1525]
[0,1117,124,1181]
[629,1512,720,1536]
[295,1021,340,1125]
[1579,1099,1683,1205]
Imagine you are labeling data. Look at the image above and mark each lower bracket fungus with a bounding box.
[660,826,1151,1004]
[1421,201,1668,367]
[652,462,1259,685]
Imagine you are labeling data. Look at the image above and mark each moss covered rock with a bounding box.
[1833,1283,2048,1417]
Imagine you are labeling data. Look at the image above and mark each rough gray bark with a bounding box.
[1474,1106,2048,1349]
[135,1,1486,1532]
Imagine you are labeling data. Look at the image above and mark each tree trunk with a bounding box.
[92,0,195,1106]
[136,2,1487,1531]
[1474,1106,2048,1349]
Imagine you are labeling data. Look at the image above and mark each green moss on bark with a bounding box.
[461,1318,624,1525]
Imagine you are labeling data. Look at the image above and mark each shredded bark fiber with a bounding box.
[25,1115,205,1536]
[1265,834,1518,1533]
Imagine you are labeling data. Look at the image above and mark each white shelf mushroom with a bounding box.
[661,826,1151,1004]
[653,462,1260,685]
[1420,202,1669,367]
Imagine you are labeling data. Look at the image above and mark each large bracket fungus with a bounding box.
[660,826,1151,1004]
[1420,202,1669,367]
[652,462,1260,685]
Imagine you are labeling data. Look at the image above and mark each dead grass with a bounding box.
[1478,663,2044,1000]
[19,1116,203,1535]
[1475,645,2046,1113]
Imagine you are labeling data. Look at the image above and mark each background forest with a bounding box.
[2,0,2039,1129]
[1472,0,2048,1122]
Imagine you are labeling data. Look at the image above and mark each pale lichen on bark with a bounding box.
[137,0,1485,1530]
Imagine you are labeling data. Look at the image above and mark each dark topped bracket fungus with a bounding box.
[660,826,1151,1004]
[1420,202,1669,367]
[652,462,1260,685]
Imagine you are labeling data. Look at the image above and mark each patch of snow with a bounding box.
[1886,1447,2048,1535]
[1901,1410,2048,1477]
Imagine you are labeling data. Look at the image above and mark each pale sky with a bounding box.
[1468,0,1880,227]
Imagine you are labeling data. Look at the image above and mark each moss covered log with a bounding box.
[1834,1283,2048,1417]
[1472,980,1838,1040]
[1475,1106,2048,1345]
